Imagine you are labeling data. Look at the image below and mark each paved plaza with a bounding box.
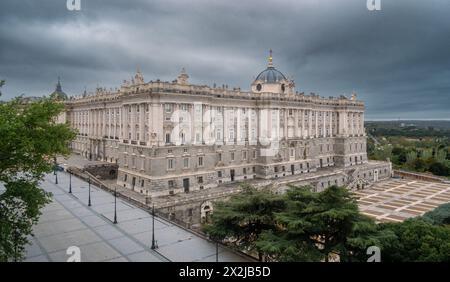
[355,179,450,222]
[21,172,250,262]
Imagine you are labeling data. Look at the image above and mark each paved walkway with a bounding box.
[355,179,450,222]
[23,172,250,262]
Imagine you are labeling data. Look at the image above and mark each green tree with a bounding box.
[422,203,450,225]
[392,146,407,164]
[256,186,323,262]
[421,148,433,160]
[374,145,392,161]
[257,185,362,262]
[343,214,397,262]
[436,149,447,163]
[412,158,427,172]
[203,183,286,261]
[0,97,76,261]
[379,219,450,262]
[0,197,32,262]
[428,161,449,176]
[405,151,417,167]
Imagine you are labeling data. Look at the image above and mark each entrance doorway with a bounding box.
[291,165,295,175]
[230,169,235,181]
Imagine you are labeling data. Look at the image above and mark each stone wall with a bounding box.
[84,163,119,180]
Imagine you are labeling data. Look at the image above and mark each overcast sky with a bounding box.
[1,0,449,119]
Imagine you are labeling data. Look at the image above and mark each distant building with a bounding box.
[49,77,68,101]
[63,51,391,197]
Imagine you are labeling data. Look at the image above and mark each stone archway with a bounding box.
[201,201,213,223]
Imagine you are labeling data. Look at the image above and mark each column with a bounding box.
[190,104,195,144]
[308,110,312,138]
[223,107,229,144]
[236,108,242,145]
[140,104,145,144]
[361,112,365,135]
[322,111,326,137]
[301,109,305,138]
[329,111,332,137]
[315,111,318,138]
[173,104,180,145]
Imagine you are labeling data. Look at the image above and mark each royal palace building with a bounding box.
[63,52,392,197]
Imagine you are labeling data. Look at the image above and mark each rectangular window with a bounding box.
[198,156,203,166]
[218,171,222,178]
[168,180,174,188]
[197,176,203,184]
[229,128,234,140]
[231,152,235,161]
[183,158,189,168]
[165,104,172,113]
[168,159,174,169]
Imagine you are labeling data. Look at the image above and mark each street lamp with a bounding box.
[88,176,92,207]
[216,241,219,262]
[113,186,118,224]
[54,157,58,184]
[69,171,72,194]
[151,204,157,249]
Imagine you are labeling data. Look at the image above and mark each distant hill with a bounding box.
[366,120,450,131]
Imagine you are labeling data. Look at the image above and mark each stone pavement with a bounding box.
[21,172,251,262]
[355,178,450,222]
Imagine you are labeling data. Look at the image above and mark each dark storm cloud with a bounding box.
[1,0,449,119]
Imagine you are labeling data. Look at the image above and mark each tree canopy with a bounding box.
[203,183,286,261]
[205,183,450,262]
[0,96,76,261]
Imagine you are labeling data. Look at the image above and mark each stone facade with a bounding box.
[64,53,391,199]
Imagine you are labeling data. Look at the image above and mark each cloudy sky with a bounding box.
[1,0,449,119]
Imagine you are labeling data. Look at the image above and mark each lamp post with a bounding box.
[113,186,118,224]
[69,171,72,194]
[151,204,156,250]
[88,176,92,207]
[216,241,219,262]
[54,157,58,184]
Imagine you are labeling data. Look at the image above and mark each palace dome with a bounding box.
[255,66,286,83]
